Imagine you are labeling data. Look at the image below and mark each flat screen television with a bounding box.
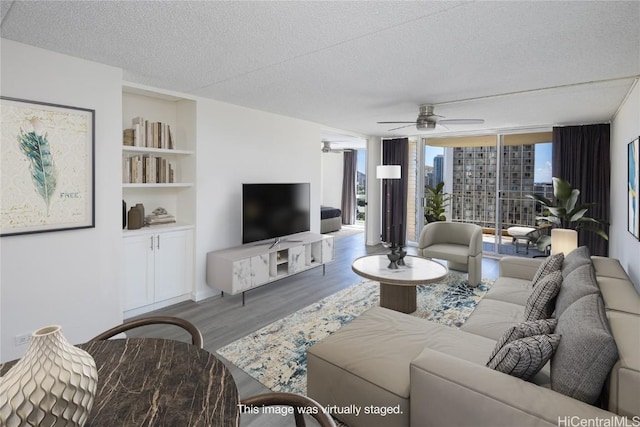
[242,183,311,244]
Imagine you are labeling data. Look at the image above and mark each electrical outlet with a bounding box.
[14,333,30,346]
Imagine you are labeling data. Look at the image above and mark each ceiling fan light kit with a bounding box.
[378,104,484,132]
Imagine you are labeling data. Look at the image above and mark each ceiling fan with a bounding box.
[321,140,349,153]
[378,104,484,131]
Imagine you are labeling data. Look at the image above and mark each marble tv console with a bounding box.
[206,232,334,305]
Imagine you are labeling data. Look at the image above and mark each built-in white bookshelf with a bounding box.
[122,82,196,229]
[121,82,198,317]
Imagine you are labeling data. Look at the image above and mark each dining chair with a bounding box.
[90,316,204,348]
[242,392,337,427]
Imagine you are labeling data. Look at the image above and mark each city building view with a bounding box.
[425,142,554,232]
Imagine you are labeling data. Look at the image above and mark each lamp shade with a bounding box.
[376,165,401,179]
[551,228,578,255]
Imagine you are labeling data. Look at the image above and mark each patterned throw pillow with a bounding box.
[524,271,562,321]
[487,318,558,362]
[531,253,564,287]
[487,334,561,381]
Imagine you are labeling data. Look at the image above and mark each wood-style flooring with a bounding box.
[125,231,500,426]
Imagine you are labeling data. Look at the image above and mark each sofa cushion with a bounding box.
[597,276,640,315]
[488,334,561,381]
[554,264,600,319]
[551,293,619,404]
[307,306,495,400]
[421,243,469,265]
[483,277,532,306]
[460,299,524,340]
[524,271,562,321]
[531,253,564,286]
[562,246,591,278]
[488,318,558,361]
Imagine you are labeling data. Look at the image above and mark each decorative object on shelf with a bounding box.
[122,200,127,229]
[424,181,451,223]
[377,165,402,269]
[526,177,608,253]
[127,205,143,230]
[145,207,176,226]
[134,203,145,224]
[628,137,639,240]
[0,325,98,426]
[0,97,95,237]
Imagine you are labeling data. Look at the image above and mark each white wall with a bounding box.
[610,80,640,290]
[0,40,123,361]
[193,99,324,299]
[320,151,343,208]
[366,137,382,246]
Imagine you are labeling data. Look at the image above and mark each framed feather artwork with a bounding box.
[1,97,95,236]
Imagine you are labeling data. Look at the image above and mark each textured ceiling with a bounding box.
[1,1,639,146]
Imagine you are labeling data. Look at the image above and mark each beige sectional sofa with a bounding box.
[307,251,640,427]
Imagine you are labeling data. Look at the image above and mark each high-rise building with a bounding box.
[433,154,444,185]
[451,145,540,230]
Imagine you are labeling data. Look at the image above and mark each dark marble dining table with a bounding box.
[0,338,240,427]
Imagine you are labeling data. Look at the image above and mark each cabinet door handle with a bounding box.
[150,236,154,250]
[157,235,160,250]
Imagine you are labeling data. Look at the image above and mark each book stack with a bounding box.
[145,210,176,226]
[123,116,174,149]
[123,155,176,184]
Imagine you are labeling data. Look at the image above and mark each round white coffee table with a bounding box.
[351,255,448,313]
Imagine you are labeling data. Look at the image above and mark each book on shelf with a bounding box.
[126,116,174,149]
[123,129,134,146]
[123,155,176,184]
[145,213,176,226]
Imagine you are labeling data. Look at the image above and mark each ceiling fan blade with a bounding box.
[438,119,485,125]
[387,124,417,131]
[377,121,417,124]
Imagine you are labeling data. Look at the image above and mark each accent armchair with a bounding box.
[418,221,483,286]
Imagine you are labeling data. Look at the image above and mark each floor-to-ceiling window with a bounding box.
[414,132,552,257]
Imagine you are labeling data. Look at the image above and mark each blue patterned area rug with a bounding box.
[217,272,492,395]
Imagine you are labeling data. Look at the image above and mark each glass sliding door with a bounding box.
[497,135,553,256]
[414,132,553,258]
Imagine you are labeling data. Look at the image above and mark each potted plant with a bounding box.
[526,177,608,251]
[424,182,451,223]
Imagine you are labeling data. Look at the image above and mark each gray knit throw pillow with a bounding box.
[488,334,561,381]
[524,271,562,321]
[551,294,619,404]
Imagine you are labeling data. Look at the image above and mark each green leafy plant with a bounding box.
[526,177,608,250]
[424,181,451,223]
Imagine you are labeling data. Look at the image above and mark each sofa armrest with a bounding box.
[410,348,619,427]
[499,256,544,281]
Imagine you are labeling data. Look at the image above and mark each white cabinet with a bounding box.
[122,227,193,317]
[206,233,334,304]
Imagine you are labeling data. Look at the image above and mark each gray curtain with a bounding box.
[382,138,409,246]
[552,124,610,256]
[341,150,357,225]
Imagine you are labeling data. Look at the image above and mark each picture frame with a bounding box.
[628,137,639,240]
[1,97,95,236]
